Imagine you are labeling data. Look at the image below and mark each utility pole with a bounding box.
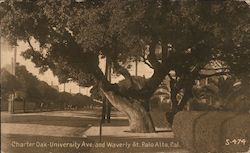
[0,36,2,112]
[135,58,138,76]
[103,57,112,123]
[11,57,14,74]
[0,36,1,69]
[8,41,17,114]
[100,56,112,142]
[107,59,112,123]
[13,45,16,75]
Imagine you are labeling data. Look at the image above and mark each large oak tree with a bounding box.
[1,0,249,132]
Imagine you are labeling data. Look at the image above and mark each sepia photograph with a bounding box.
[0,0,250,153]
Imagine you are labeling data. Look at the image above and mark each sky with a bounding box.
[0,38,153,95]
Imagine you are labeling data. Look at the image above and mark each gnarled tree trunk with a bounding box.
[102,89,155,133]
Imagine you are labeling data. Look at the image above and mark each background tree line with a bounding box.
[1,64,98,111]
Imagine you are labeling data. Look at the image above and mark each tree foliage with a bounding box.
[192,76,250,112]
[1,68,22,95]
[1,64,96,109]
[1,0,249,113]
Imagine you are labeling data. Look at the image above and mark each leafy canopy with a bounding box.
[1,0,249,100]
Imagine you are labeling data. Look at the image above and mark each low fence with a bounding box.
[1,99,100,113]
[172,111,250,153]
[12,101,36,113]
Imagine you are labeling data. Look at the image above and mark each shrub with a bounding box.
[173,111,250,153]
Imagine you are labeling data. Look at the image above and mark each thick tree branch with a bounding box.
[27,38,36,52]
[140,55,153,69]
[94,66,119,91]
[113,61,134,86]
[147,41,161,69]
[94,64,150,103]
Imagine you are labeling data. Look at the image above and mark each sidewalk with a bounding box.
[84,125,174,138]
[1,123,174,138]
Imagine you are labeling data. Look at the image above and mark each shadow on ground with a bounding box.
[1,114,129,127]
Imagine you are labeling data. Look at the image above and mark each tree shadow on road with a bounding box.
[1,115,129,127]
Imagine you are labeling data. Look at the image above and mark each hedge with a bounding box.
[173,111,250,153]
